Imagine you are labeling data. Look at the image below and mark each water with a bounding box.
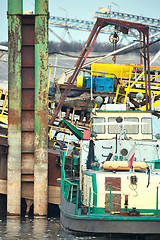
[0,216,160,240]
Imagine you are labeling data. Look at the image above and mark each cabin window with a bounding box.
[92,117,106,134]
[108,117,120,134]
[108,117,139,134]
[141,117,152,134]
[124,117,139,134]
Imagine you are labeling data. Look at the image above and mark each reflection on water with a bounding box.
[0,216,159,240]
[0,216,61,240]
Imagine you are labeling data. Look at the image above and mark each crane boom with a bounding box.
[49,17,151,125]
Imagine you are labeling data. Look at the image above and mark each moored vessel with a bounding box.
[60,104,160,234]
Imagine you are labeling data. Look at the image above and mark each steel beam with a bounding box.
[49,19,103,125]
[34,0,49,215]
[49,17,152,124]
[7,0,23,215]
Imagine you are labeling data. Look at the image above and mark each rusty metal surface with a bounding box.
[22,89,35,109]
[21,111,34,130]
[48,19,102,125]
[48,150,61,187]
[105,177,121,191]
[22,24,35,45]
[0,150,7,180]
[105,193,121,212]
[49,17,151,124]
[21,153,34,174]
[21,175,34,182]
[8,0,22,215]
[99,17,149,31]
[21,68,35,88]
[22,46,35,67]
[48,149,72,187]
[22,132,34,152]
[21,15,35,190]
[34,0,48,216]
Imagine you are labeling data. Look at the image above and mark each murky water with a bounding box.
[0,217,157,240]
[0,216,159,240]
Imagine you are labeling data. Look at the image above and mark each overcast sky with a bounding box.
[0,0,160,42]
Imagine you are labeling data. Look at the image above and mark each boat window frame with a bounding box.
[108,116,139,134]
[123,117,139,134]
[92,117,106,134]
[108,117,120,134]
[141,117,152,135]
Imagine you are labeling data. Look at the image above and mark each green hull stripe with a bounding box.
[60,204,160,221]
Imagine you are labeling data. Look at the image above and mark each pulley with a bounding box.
[109,32,119,44]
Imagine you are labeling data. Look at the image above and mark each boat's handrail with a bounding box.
[63,177,80,215]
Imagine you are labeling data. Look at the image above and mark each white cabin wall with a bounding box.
[85,172,160,210]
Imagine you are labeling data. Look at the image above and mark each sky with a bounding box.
[0,0,160,43]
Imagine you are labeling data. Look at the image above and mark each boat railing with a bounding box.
[63,178,80,215]
[114,65,160,108]
[60,151,80,214]
[80,182,160,216]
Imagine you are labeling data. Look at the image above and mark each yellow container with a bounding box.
[77,76,83,88]
[92,62,134,79]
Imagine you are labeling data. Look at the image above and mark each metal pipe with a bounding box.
[7,0,23,215]
[143,32,149,110]
[88,187,91,215]
[110,185,112,215]
[156,186,159,216]
[146,29,152,110]
[34,0,49,216]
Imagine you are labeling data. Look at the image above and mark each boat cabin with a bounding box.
[92,105,153,140]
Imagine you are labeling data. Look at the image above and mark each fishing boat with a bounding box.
[59,102,160,234]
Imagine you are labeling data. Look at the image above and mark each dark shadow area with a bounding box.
[48,203,60,218]
[0,194,7,218]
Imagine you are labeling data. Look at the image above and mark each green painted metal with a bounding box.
[74,155,80,166]
[61,152,66,191]
[34,0,49,215]
[88,187,91,215]
[62,177,80,214]
[63,118,83,140]
[156,186,159,216]
[92,173,97,208]
[60,205,160,221]
[110,185,112,215]
[35,0,48,14]
[71,151,73,171]
[8,0,23,14]
[7,0,22,215]
[75,184,79,215]
[95,110,154,113]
